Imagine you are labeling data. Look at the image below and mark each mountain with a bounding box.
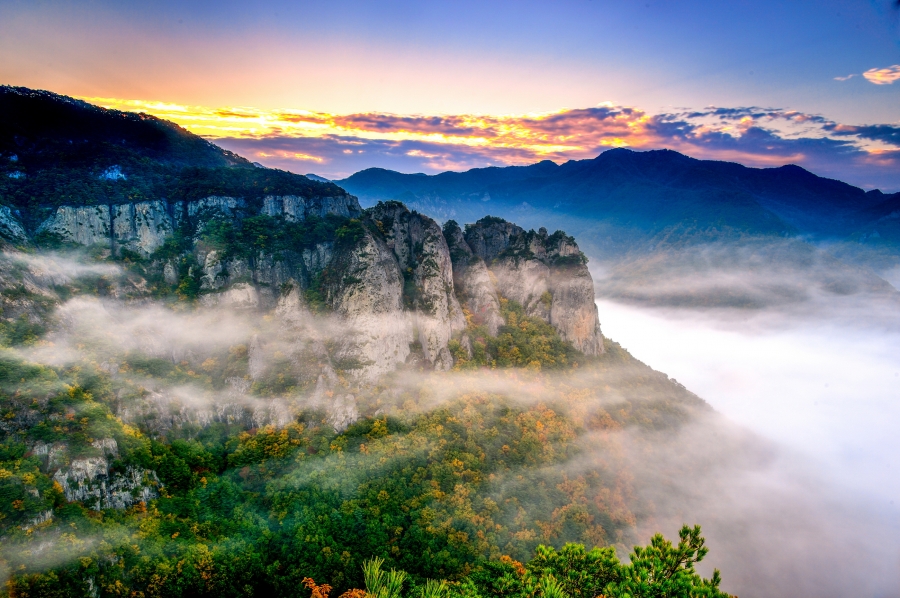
[338,149,894,256]
[854,189,900,244]
[304,173,332,182]
[0,86,345,232]
[0,87,744,597]
[0,85,249,169]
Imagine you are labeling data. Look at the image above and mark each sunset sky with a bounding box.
[2,0,899,188]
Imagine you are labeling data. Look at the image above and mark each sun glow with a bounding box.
[80,96,899,179]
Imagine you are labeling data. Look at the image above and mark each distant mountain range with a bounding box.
[336,150,900,256]
[4,84,899,260]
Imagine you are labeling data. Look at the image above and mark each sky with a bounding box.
[1,0,899,187]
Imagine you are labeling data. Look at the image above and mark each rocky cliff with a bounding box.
[368,201,466,370]
[322,219,414,381]
[36,439,160,513]
[447,217,604,355]
[1,199,605,374]
[32,193,362,257]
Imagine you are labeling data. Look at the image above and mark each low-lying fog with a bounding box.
[593,241,900,597]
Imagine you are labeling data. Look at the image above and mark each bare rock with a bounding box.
[327,394,359,433]
[368,202,466,369]
[443,220,504,335]
[37,205,112,247]
[324,224,413,381]
[262,193,362,220]
[0,205,27,243]
[458,217,605,355]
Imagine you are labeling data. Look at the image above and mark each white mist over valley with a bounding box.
[593,254,900,597]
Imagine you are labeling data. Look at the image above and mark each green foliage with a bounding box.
[335,218,366,248]
[526,544,620,598]
[199,213,352,262]
[607,525,731,598]
[419,578,450,598]
[0,341,721,597]
[364,557,409,598]
[0,314,47,346]
[228,424,306,467]
[454,298,581,371]
[304,273,328,313]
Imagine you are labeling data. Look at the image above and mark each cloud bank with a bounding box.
[85,97,900,191]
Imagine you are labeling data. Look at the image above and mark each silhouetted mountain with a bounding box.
[0,86,342,225]
[339,149,892,255]
[854,190,900,244]
[0,85,250,169]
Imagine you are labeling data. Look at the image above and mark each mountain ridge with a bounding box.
[338,147,899,255]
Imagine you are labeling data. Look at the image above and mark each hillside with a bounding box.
[0,88,738,597]
[0,86,343,231]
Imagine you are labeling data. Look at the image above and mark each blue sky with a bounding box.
[2,0,899,187]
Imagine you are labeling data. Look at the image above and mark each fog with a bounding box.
[6,243,900,596]
[593,241,900,597]
[597,299,900,504]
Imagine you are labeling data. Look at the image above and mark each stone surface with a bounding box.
[456,217,605,355]
[0,205,28,243]
[112,200,173,255]
[51,455,160,511]
[262,193,362,220]
[368,202,466,370]
[324,225,413,381]
[443,220,505,335]
[37,205,112,247]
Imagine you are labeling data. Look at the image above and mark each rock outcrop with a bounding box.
[0,205,28,244]
[36,205,113,247]
[111,201,174,254]
[262,194,362,220]
[368,202,466,370]
[443,220,504,335]
[116,386,297,437]
[450,217,604,355]
[32,191,361,257]
[13,190,603,394]
[36,440,161,511]
[323,223,414,381]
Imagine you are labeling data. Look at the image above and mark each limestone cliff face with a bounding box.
[35,439,160,512]
[274,286,360,432]
[454,218,605,355]
[0,206,28,244]
[19,194,602,396]
[443,220,504,336]
[111,201,174,254]
[116,385,296,437]
[32,192,361,257]
[368,202,465,370]
[323,226,413,382]
[262,193,362,220]
[37,205,112,247]
[463,218,526,262]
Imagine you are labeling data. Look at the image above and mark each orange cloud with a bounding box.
[79,95,900,188]
[862,65,900,85]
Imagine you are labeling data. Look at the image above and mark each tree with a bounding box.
[606,525,732,598]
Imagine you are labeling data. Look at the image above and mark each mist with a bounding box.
[591,239,900,597]
[5,242,900,597]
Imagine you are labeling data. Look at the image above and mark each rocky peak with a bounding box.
[446,216,605,355]
[462,216,525,263]
[322,222,413,381]
[443,220,504,336]
[366,201,466,370]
